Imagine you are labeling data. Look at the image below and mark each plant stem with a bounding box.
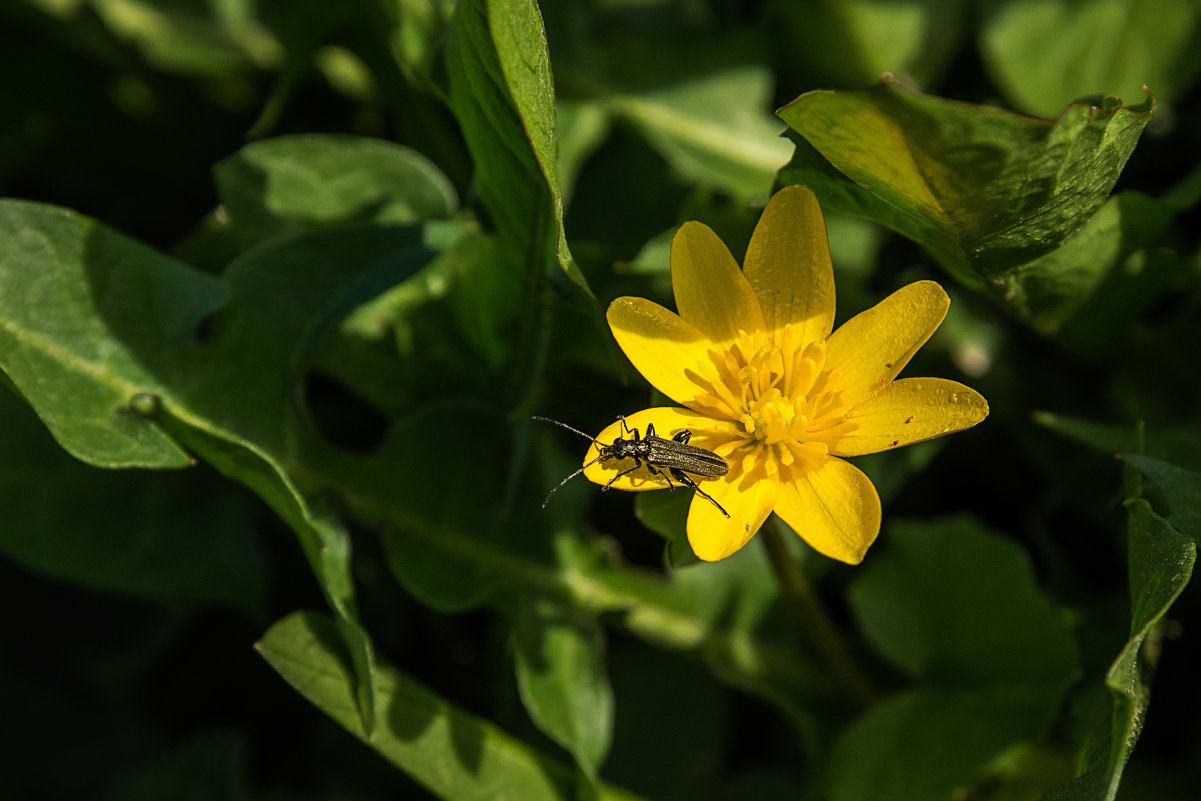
[761,522,878,709]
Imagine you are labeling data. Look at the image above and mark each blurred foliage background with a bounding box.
[1,1,1200,799]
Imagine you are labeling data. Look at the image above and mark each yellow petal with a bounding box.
[582,407,732,491]
[671,221,765,346]
[687,462,779,561]
[823,280,949,408]
[743,185,836,347]
[607,297,718,410]
[773,457,881,564]
[831,378,989,457]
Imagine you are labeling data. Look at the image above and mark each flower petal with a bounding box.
[687,461,779,561]
[773,457,881,564]
[582,407,733,491]
[831,378,989,457]
[671,221,765,346]
[607,297,716,409]
[743,185,836,347]
[823,280,949,408]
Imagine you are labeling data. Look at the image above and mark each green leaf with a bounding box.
[100,732,250,801]
[981,0,1201,117]
[777,79,1153,326]
[603,64,794,200]
[512,596,614,776]
[634,489,697,568]
[1123,455,1201,541]
[256,610,644,801]
[445,0,588,297]
[829,687,1058,801]
[0,386,267,618]
[849,517,1077,683]
[1042,500,1195,800]
[772,0,967,88]
[0,201,223,468]
[1034,413,1201,473]
[214,134,459,247]
[0,201,456,735]
[837,517,1078,800]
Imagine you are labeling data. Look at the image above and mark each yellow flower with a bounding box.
[585,186,988,563]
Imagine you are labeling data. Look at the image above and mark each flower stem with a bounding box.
[761,522,878,709]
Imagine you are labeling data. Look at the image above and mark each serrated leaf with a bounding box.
[256,611,643,801]
[214,134,459,247]
[777,79,1153,327]
[512,596,614,776]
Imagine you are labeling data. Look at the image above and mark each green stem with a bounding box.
[761,522,878,709]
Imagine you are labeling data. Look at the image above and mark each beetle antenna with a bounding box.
[532,416,604,445]
[541,453,606,508]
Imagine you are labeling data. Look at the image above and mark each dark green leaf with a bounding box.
[772,0,967,88]
[849,517,1077,683]
[829,687,1058,801]
[1043,500,1195,800]
[256,610,644,801]
[838,517,1077,801]
[1034,414,1201,472]
[1123,455,1201,541]
[512,596,614,776]
[0,386,267,618]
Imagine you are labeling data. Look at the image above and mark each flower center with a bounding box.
[694,326,852,476]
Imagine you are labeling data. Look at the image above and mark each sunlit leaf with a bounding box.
[778,79,1153,330]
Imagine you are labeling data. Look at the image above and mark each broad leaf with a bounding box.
[777,79,1153,329]
[256,611,643,801]
[445,0,588,297]
[772,0,967,88]
[512,595,614,777]
[981,0,1201,117]
[839,517,1077,801]
[214,134,459,247]
[0,201,453,734]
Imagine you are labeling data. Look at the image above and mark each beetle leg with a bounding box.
[670,468,731,518]
[672,429,692,445]
[602,457,644,491]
